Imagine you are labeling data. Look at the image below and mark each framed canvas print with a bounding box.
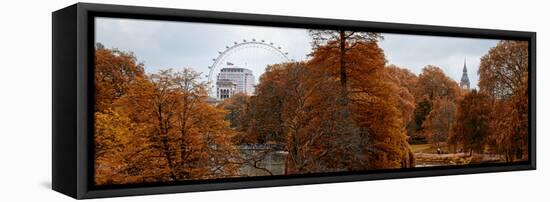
[52,3,536,199]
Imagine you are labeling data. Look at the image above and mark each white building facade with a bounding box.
[216,66,255,100]
[216,79,237,100]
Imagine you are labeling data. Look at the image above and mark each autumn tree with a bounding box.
[94,46,239,184]
[95,109,156,185]
[94,46,155,184]
[309,37,414,169]
[308,30,383,121]
[479,41,528,100]
[413,65,461,142]
[240,62,345,173]
[479,40,529,161]
[220,90,290,176]
[218,93,255,145]
[422,98,457,147]
[487,90,528,162]
[411,99,431,143]
[451,90,491,155]
[277,62,339,173]
[94,43,145,112]
[386,65,419,95]
[386,65,418,137]
[415,65,461,102]
[309,30,382,89]
[220,93,250,129]
[241,64,288,144]
[140,69,238,180]
[192,101,240,179]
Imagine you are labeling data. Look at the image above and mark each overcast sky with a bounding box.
[95,17,499,89]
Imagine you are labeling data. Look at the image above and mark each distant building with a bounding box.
[216,79,237,100]
[216,65,255,100]
[460,60,470,90]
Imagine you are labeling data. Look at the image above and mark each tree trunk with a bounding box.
[338,30,349,119]
[339,30,347,89]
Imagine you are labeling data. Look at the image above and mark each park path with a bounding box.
[414,152,503,167]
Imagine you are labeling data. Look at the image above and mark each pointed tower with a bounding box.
[460,59,470,90]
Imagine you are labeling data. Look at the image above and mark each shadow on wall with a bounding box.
[40,181,51,189]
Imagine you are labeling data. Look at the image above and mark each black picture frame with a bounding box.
[52,2,536,199]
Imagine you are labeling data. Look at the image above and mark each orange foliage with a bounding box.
[94,45,144,112]
[94,47,238,185]
[412,66,461,144]
[386,65,417,127]
[479,40,529,161]
[451,90,491,154]
[479,41,528,99]
[309,38,414,169]
[415,65,461,102]
[94,36,530,184]
[422,98,456,146]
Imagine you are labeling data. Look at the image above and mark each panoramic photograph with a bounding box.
[93,17,529,185]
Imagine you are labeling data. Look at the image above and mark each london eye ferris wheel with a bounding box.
[205,39,292,96]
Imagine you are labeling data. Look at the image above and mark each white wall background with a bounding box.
[0,0,547,201]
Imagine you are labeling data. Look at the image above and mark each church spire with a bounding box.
[463,59,467,72]
[460,58,470,89]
